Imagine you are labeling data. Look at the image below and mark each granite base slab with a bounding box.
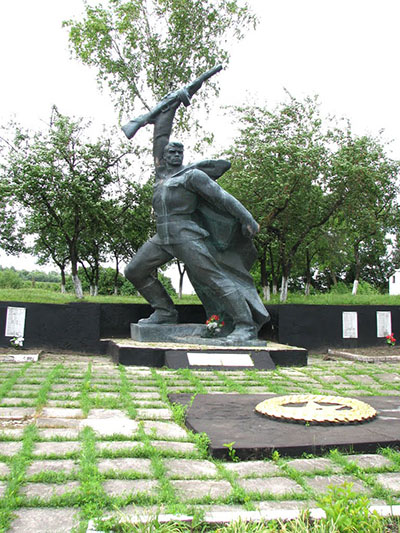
[106,339,307,368]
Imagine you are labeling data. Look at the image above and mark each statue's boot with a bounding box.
[136,279,178,324]
[222,291,257,344]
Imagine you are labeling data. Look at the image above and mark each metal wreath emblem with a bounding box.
[255,394,377,424]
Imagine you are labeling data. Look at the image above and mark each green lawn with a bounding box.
[1,287,400,306]
[0,288,201,305]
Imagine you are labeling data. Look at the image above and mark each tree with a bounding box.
[222,94,344,301]
[103,180,153,294]
[28,220,70,293]
[63,0,256,129]
[221,95,400,300]
[0,149,25,256]
[332,134,400,294]
[1,108,134,298]
[175,259,187,299]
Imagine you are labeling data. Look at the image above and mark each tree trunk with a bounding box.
[89,285,98,296]
[263,284,271,301]
[113,256,120,295]
[352,243,361,296]
[268,246,278,296]
[305,281,311,296]
[94,262,100,297]
[176,260,186,300]
[60,268,66,294]
[304,248,312,295]
[352,279,359,295]
[280,276,289,302]
[71,252,83,299]
[72,274,83,299]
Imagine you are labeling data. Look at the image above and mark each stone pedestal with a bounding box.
[130,323,206,343]
[130,322,267,347]
[105,338,308,368]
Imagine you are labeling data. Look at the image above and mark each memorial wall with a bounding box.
[0,302,398,354]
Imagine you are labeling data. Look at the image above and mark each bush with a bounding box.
[357,280,379,295]
[329,281,351,294]
[159,272,176,297]
[0,269,24,289]
[119,277,138,296]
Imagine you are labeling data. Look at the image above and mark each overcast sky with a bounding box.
[1,0,399,278]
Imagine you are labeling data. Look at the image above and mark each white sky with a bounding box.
[1,0,400,288]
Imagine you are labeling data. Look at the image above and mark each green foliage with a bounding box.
[158,271,177,297]
[271,450,281,462]
[118,364,137,419]
[0,179,23,256]
[223,441,240,462]
[79,426,108,520]
[222,94,400,301]
[63,0,257,122]
[3,286,400,306]
[317,483,381,532]
[329,282,352,295]
[119,277,138,296]
[193,432,210,459]
[0,108,152,299]
[0,268,23,289]
[170,402,187,426]
[353,280,379,295]
[0,424,38,531]
[17,269,61,283]
[35,364,63,409]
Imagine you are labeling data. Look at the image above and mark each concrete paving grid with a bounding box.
[0,353,400,531]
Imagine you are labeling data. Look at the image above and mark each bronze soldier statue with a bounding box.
[123,66,269,344]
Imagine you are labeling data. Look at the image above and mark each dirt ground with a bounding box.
[328,345,400,357]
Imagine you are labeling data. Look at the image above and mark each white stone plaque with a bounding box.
[5,306,26,338]
[0,353,39,363]
[187,352,254,367]
[342,311,358,338]
[376,311,392,338]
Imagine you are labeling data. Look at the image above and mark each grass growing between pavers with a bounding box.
[2,356,400,531]
[118,366,138,419]
[0,424,38,531]
[0,364,31,402]
[95,497,400,533]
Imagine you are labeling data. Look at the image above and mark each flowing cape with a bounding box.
[183,160,270,332]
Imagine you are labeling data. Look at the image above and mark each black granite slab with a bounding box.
[168,393,400,459]
[165,349,275,370]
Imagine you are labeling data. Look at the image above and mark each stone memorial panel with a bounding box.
[342,311,358,339]
[376,311,392,338]
[187,352,253,367]
[5,306,26,338]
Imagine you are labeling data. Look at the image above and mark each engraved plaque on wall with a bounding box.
[5,307,26,338]
[376,311,392,338]
[342,311,358,338]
